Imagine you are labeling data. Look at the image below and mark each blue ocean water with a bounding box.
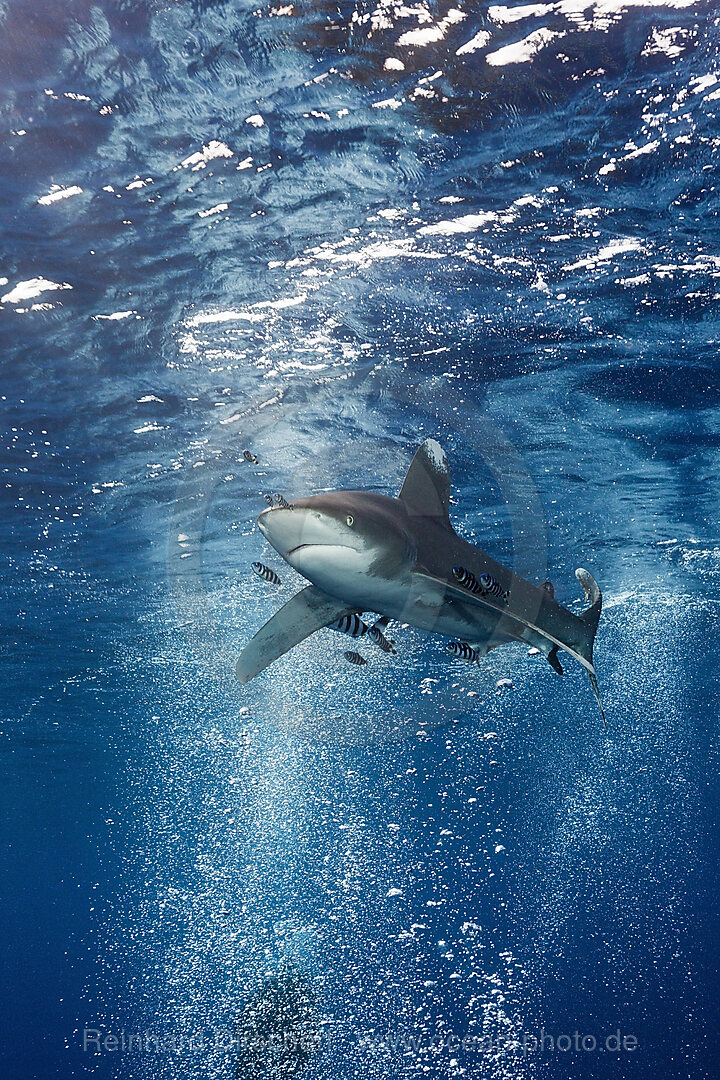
[2,0,719,1077]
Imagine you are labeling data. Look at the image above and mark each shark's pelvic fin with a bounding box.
[235,585,356,684]
[547,645,564,676]
[398,438,451,522]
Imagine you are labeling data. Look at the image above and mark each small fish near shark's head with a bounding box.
[257,490,416,603]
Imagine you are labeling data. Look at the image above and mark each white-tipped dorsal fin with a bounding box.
[398,439,450,521]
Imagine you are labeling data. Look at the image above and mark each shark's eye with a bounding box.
[346,515,354,527]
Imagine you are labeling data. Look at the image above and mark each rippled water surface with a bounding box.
[2,1,720,1078]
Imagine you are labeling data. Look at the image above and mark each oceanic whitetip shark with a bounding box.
[236,440,605,725]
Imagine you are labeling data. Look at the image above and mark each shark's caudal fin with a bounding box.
[575,567,606,729]
[398,439,451,522]
[235,585,356,684]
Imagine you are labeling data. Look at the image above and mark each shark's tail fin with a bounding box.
[575,568,606,729]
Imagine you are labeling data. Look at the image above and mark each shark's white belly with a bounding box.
[292,549,502,646]
[292,546,413,615]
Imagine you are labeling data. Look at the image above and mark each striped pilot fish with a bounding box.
[251,561,281,585]
[367,616,397,654]
[344,650,367,666]
[454,565,509,604]
[478,572,509,604]
[447,641,481,665]
[329,613,368,638]
[452,565,483,594]
[243,449,259,464]
[273,494,292,509]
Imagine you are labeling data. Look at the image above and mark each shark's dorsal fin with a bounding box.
[398,439,451,521]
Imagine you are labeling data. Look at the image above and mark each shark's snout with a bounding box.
[257,505,355,561]
[256,507,272,536]
[257,506,302,554]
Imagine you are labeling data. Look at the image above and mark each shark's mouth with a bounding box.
[288,542,357,556]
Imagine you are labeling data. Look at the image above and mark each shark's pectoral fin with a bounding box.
[587,669,607,730]
[235,586,356,684]
[575,568,606,729]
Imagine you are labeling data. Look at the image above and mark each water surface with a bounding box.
[1,1,719,1077]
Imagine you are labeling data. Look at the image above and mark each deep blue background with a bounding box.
[1,1,719,1077]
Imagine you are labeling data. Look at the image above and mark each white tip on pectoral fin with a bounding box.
[235,585,356,684]
[575,568,606,729]
[587,667,607,730]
